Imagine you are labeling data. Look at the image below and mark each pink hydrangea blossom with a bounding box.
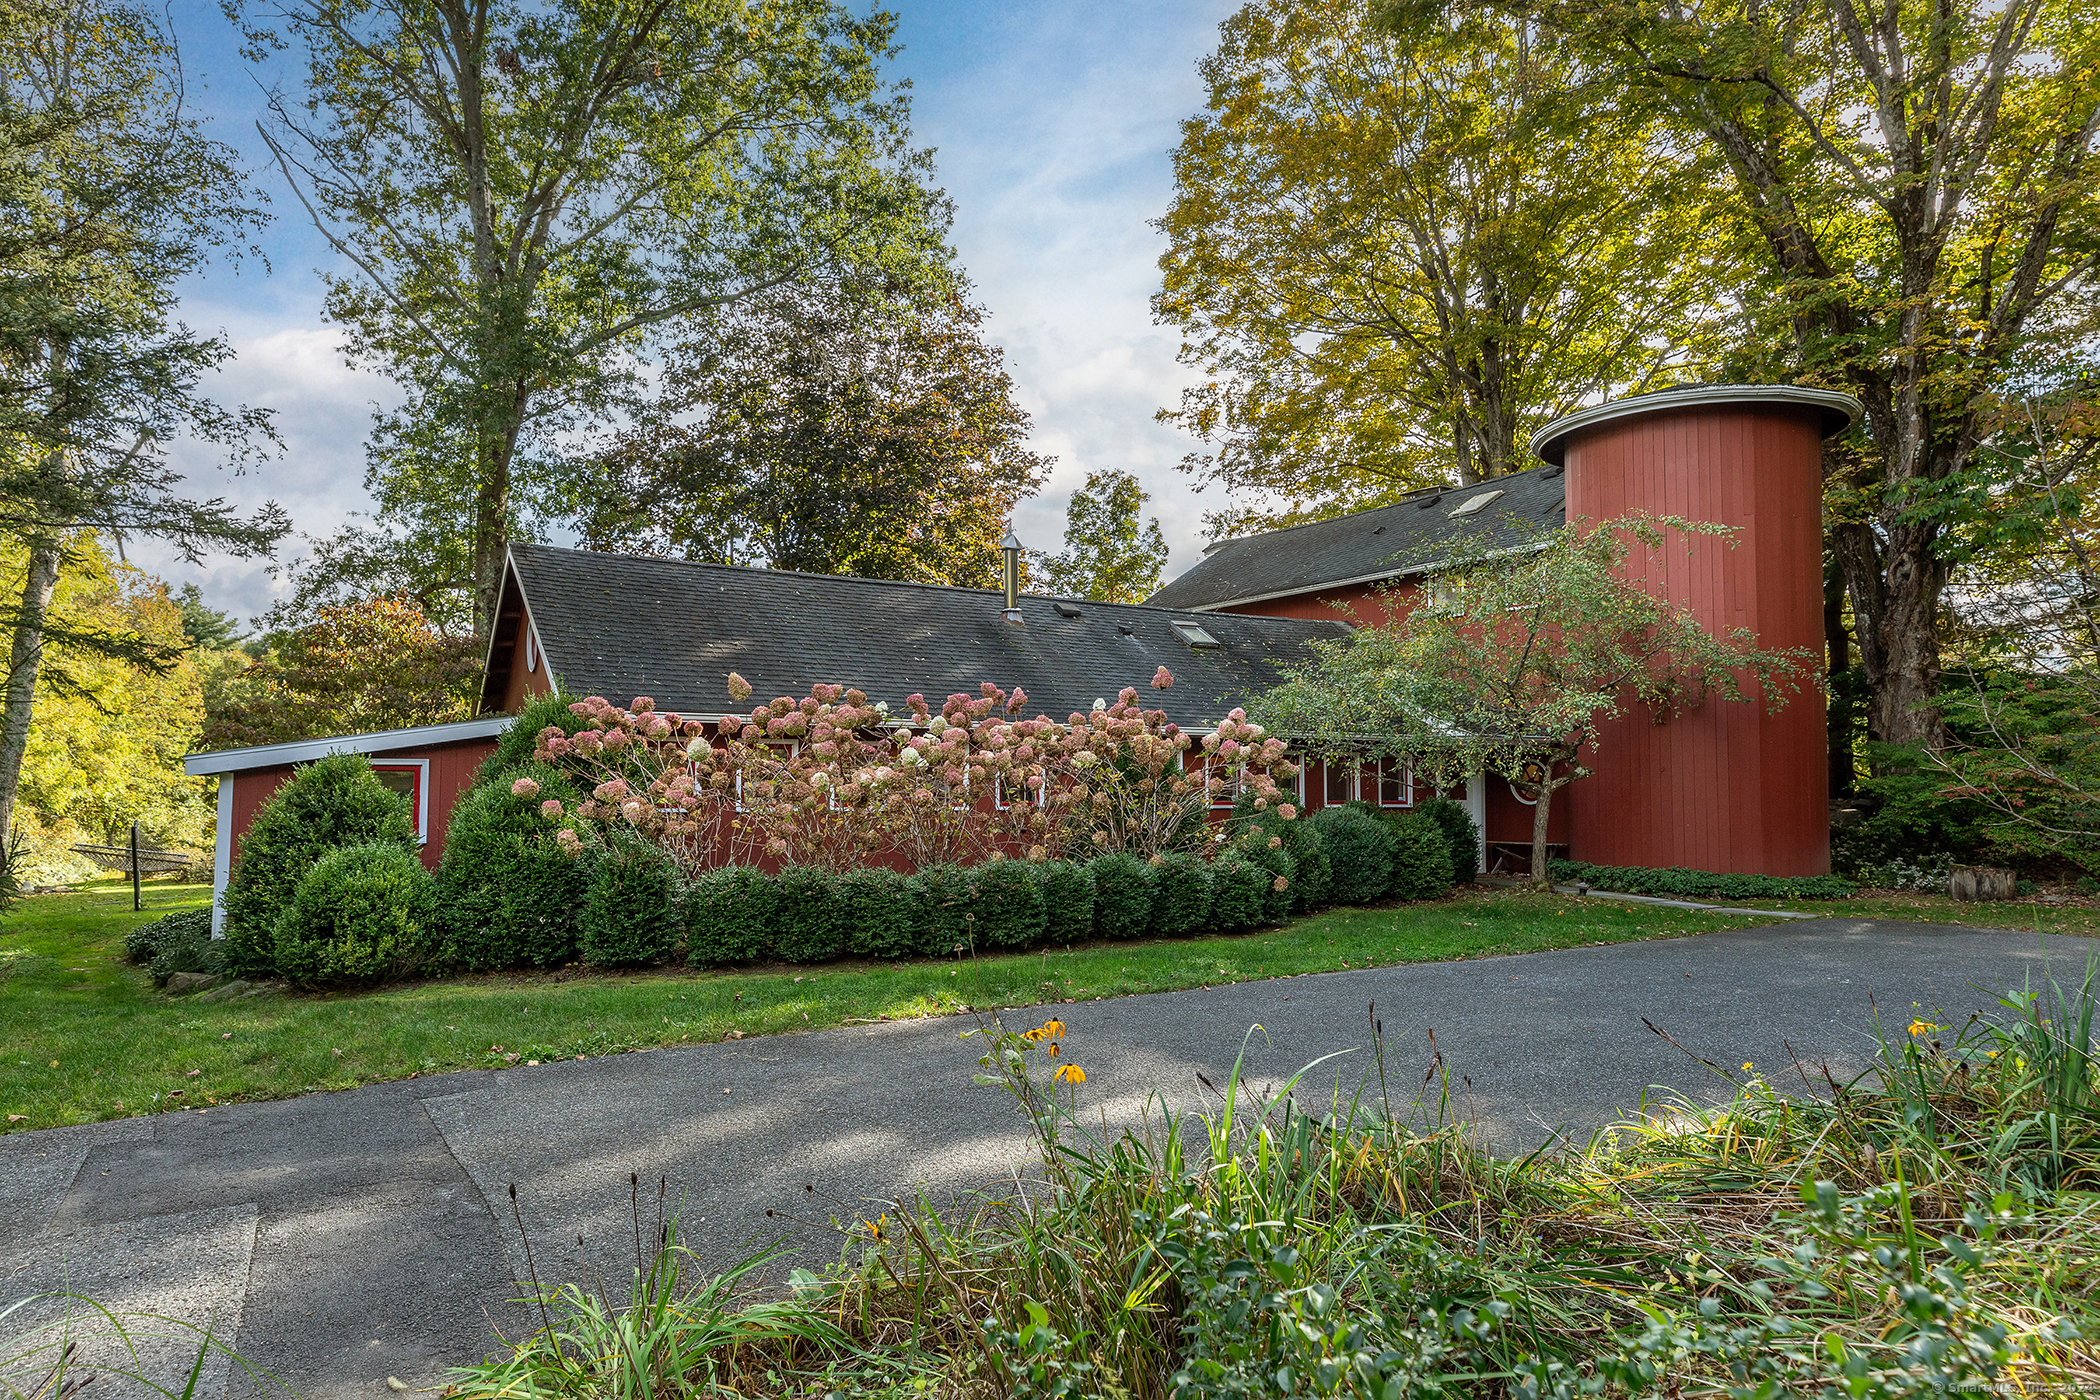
[510,776,541,799]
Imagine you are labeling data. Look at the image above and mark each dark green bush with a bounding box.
[146,912,226,985]
[684,866,774,966]
[909,863,974,956]
[1236,831,1297,922]
[1309,805,1395,905]
[221,753,415,976]
[127,907,210,965]
[579,833,681,968]
[436,767,592,970]
[1038,861,1094,945]
[771,866,845,963]
[1418,797,1481,883]
[840,868,917,959]
[1548,860,1854,901]
[272,843,442,989]
[1386,812,1455,901]
[1237,796,1327,911]
[971,859,1047,950]
[1207,852,1265,931]
[476,691,586,785]
[1088,852,1154,940]
[1149,850,1215,937]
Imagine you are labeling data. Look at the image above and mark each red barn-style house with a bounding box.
[186,384,1857,926]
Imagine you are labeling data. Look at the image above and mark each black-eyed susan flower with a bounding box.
[1908,1019,1937,1037]
[866,1214,889,1242]
[1052,1064,1085,1084]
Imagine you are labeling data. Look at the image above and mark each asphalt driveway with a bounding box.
[3,916,2090,1398]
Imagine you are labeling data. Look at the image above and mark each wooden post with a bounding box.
[130,821,140,912]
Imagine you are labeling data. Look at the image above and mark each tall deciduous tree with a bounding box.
[1540,0,2100,749]
[0,0,287,854]
[203,596,482,749]
[565,276,1046,586]
[1251,516,1815,886]
[1032,469,1170,604]
[1155,0,1732,536]
[237,0,946,635]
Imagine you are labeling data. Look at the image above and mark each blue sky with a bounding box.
[150,0,1240,622]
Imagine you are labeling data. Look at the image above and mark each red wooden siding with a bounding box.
[1561,404,1829,875]
[228,737,500,872]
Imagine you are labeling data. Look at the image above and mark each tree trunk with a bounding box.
[0,539,64,853]
[1872,525,1948,748]
[1823,555,1854,796]
[1529,777,1555,890]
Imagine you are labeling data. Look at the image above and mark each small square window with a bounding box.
[371,763,428,844]
[1171,619,1220,648]
[1449,489,1504,518]
[1323,758,1356,807]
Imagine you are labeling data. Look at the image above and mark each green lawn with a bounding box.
[0,875,1974,1133]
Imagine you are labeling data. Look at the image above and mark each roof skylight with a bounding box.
[1449,489,1505,518]
[1172,619,1221,648]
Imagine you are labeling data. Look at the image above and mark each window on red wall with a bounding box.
[1377,757,1412,807]
[1323,758,1356,807]
[371,761,429,843]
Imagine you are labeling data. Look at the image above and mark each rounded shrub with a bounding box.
[1308,805,1395,905]
[771,866,845,963]
[1207,852,1266,931]
[684,866,774,966]
[1148,850,1215,937]
[145,911,227,985]
[909,863,973,956]
[126,907,210,966]
[971,859,1047,950]
[272,843,442,989]
[1418,797,1481,884]
[1237,831,1297,923]
[1386,812,1456,900]
[221,753,415,976]
[579,833,681,968]
[1234,792,1326,911]
[1037,860,1094,946]
[475,691,586,784]
[436,766,592,970]
[840,868,917,959]
[1088,851,1154,940]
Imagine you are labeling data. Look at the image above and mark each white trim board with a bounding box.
[182,715,513,777]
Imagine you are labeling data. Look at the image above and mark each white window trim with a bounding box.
[371,758,432,844]
[1322,757,1359,807]
[1376,757,1414,808]
[210,777,234,937]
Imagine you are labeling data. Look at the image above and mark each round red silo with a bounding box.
[1531,386,1858,877]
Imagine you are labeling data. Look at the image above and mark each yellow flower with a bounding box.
[1021,1028,1045,1043]
[866,1213,889,1242]
[1052,1064,1085,1084]
[1908,1019,1937,1038]
[1041,1019,1065,1039]
[1742,1063,1754,1073]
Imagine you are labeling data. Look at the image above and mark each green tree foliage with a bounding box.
[236,0,943,634]
[1032,469,1170,603]
[1155,0,1730,534]
[564,277,1045,587]
[0,0,287,851]
[220,753,415,975]
[1539,0,2100,750]
[273,842,443,989]
[5,536,216,881]
[202,596,482,748]
[1255,516,1816,886]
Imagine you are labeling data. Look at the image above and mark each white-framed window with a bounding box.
[993,771,1043,809]
[372,760,431,844]
[1376,757,1413,808]
[1208,755,1239,809]
[1322,757,1358,807]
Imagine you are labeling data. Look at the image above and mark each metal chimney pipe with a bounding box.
[999,528,1023,624]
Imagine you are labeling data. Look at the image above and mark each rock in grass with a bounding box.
[163,971,229,996]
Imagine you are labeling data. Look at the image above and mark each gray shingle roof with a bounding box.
[498,543,1350,729]
[1147,463,1566,611]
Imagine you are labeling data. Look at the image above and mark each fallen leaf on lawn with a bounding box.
[386,1378,408,1392]
[185,1069,201,1078]
[6,1114,24,1123]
